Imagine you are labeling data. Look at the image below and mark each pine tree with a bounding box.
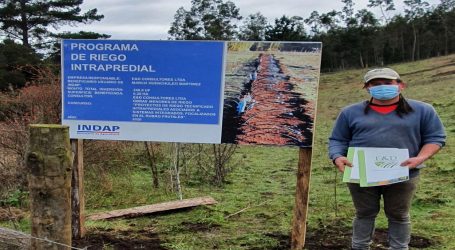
[0,0,104,48]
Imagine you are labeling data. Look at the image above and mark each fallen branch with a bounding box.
[225,200,269,219]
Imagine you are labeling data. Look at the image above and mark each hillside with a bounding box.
[1,55,454,250]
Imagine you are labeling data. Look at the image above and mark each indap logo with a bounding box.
[77,124,120,135]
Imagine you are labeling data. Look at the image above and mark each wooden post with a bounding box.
[27,125,72,250]
[71,139,85,239]
[291,147,313,250]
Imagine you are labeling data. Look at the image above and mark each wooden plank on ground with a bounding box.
[87,196,217,221]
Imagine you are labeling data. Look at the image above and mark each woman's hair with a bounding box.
[363,79,414,117]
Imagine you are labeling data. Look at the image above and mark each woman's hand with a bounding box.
[334,156,352,172]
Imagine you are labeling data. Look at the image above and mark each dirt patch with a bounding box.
[72,220,435,249]
[72,228,166,250]
[433,69,455,77]
[265,222,435,250]
[400,62,455,76]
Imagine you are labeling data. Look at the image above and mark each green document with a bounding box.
[342,147,410,187]
[342,147,359,183]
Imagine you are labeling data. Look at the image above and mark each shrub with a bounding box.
[0,66,60,196]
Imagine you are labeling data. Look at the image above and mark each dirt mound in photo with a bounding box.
[236,53,312,146]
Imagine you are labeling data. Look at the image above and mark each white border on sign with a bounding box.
[63,119,223,143]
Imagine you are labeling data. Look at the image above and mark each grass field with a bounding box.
[1,55,454,249]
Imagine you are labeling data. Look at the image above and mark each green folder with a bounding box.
[358,149,368,187]
[342,147,360,183]
[344,147,409,187]
[342,147,355,182]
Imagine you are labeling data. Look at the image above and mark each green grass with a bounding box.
[1,55,454,249]
[151,145,299,250]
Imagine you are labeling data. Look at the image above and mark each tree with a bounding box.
[238,12,268,41]
[384,15,409,62]
[305,11,322,35]
[319,10,341,32]
[0,39,40,90]
[356,9,379,28]
[168,0,242,40]
[168,7,202,40]
[368,0,395,24]
[0,0,104,48]
[355,9,380,67]
[434,0,455,55]
[266,15,307,41]
[341,0,357,27]
[404,0,430,61]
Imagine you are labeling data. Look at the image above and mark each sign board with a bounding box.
[62,40,225,143]
[62,40,322,146]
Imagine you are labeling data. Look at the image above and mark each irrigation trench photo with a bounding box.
[221,41,322,147]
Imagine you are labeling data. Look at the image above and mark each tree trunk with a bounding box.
[411,24,417,61]
[444,21,449,56]
[416,31,420,60]
[145,142,159,188]
[401,31,405,61]
[19,0,29,47]
[359,52,364,68]
[173,143,183,200]
[213,145,221,186]
[27,125,72,250]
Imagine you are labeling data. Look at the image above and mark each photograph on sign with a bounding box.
[221,41,322,147]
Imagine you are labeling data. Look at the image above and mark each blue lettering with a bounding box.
[78,124,120,132]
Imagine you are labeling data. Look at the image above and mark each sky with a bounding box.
[61,0,442,40]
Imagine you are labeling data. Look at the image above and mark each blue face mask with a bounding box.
[368,85,399,100]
